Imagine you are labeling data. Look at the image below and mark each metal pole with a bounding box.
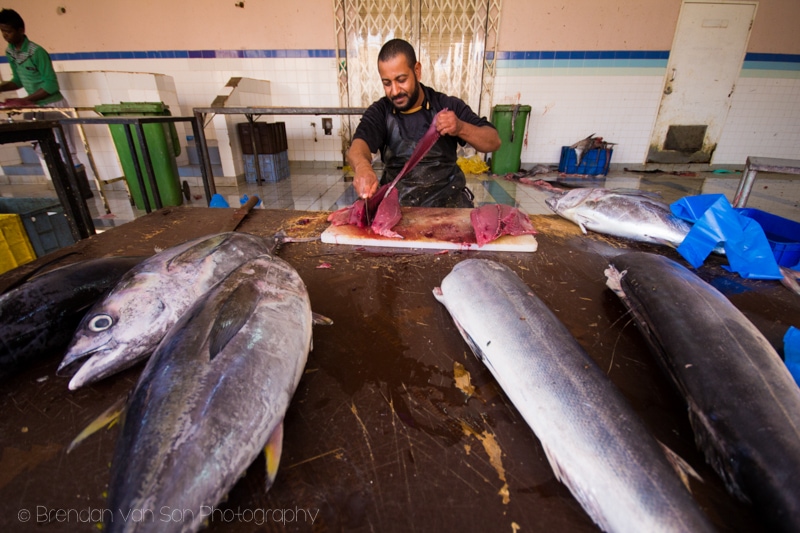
[122,123,152,213]
[133,122,163,210]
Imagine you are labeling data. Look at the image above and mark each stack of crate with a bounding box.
[237,122,290,183]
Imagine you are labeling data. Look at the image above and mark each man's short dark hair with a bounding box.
[378,39,417,69]
[0,9,24,30]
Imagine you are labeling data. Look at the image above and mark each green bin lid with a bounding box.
[94,101,171,116]
[493,104,531,112]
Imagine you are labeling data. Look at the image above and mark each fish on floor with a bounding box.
[605,251,800,533]
[434,258,714,533]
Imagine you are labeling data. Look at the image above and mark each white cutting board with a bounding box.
[321,207,538,252]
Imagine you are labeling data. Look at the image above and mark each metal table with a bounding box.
[192,107,366,199]
[0,121,94,240]
[733,156,800,207]
[0,207,795,532]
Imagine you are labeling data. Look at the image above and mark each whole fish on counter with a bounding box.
[105,254,313,533]
[58,232,272,390]
[433,259,714,533]
[0,256,143,381]
[605,251,800,533]
[545,187,693,247]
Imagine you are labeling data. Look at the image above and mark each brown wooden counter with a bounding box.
[1,206,797,532]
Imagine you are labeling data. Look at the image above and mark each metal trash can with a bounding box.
[94,102,182,209]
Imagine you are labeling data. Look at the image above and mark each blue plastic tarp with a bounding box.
[671,194,782,280]
[784,326,800,387]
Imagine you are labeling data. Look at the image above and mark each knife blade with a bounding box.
[223,195,260,232]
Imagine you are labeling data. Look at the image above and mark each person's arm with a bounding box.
[435,109,501,153]
[347,138,379,199]
[0,80,20,93]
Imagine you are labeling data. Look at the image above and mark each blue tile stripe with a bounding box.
[0,48,795,70]
[0,49,337,63]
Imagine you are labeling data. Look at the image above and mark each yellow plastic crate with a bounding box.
[0,213,36,275]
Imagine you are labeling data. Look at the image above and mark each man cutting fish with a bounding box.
[348,39,500,208]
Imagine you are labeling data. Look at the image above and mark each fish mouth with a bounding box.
[56,347,103,377]
[56,341,116,377]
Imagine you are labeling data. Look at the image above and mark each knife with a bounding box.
[224,195,260,232]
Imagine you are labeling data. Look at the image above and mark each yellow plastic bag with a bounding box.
[457,155,490,175]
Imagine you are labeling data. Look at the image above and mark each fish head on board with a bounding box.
[57,278,172,390]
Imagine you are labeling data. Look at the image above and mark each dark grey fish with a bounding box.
[434,259,714,533]
[0,256,143,381]
[606,251,800,532]
[106,254,313,533]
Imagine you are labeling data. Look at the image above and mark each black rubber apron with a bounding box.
[379,103,474,208]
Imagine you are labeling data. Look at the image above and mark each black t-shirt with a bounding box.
[353,84,495,160]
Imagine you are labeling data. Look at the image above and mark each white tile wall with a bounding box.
[493,72,664,165]
[714,77,800,164]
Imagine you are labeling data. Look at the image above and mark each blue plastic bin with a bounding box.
[736,208,800,267]
[558,146,613,176]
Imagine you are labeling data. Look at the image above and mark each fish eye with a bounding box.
[89,314,114,332]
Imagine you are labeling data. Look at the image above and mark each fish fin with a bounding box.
[657,440,703,492]
[648,236,678,249]
[166,234,227,269]
[67,395,127,453]
[312,312,334,326]
[208,282,260,360]
[540,440,611,532]
[264,422,284,491]
[575,217,590,235]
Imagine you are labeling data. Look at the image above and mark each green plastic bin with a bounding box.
[490,104,531,175]
[94,102,182,210]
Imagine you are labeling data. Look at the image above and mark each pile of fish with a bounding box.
[546,187,694,248]
[58,232,274,389]
[106,254,314,533]
[434,259,714,533]
[606,252,800,532]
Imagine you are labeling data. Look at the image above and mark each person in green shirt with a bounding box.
[0,8,65,107]
[0,7,87,184]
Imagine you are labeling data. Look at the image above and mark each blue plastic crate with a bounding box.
[0,197,75,257]
[736,208,800,267]
[558,146,612,176]
[243,152,290,183]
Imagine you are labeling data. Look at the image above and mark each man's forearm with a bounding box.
[0,81,20,93]
[347,139,375,172]
[457,122,501,153]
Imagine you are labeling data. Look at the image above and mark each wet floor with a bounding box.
[2,165,799,231]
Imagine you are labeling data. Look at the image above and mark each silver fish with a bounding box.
[545,187,692,247]
[606,251,800,532]
[0,256,143,381]
[106,254,313,533]
[434,259,714,533]
[58,232,271,390]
